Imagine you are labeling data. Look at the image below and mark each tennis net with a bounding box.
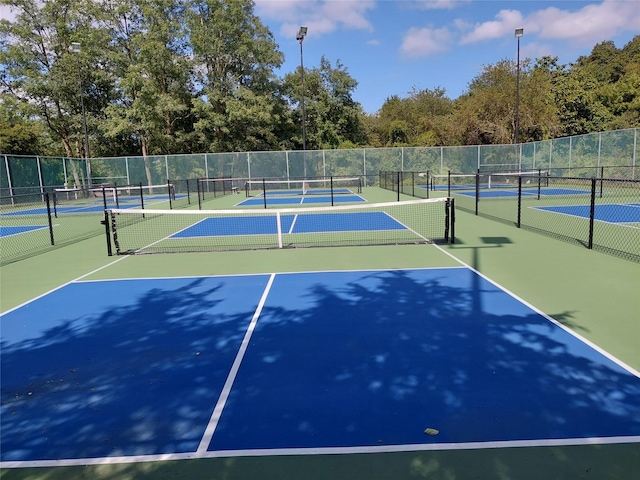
[245,177,362,197]
[431,170,549,193]
[105,197,453,255]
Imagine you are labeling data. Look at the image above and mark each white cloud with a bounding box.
[414,0,470,10]
[254,0,375,39]
[400,26,452,58]
[530,1,640,43]
[459,9,524,44]
[458,1,640,46]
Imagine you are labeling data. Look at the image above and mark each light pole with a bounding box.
[296,26,307,177]
[69,42,92,185]
[514,28,523,146]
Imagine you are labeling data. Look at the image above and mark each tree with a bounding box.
[283,56,367,150]
[186,0,286,153]
[0,0,113,185]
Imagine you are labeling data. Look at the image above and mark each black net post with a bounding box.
[45,192,55,245]
[537,169,542,200]
[599,166,604,198]
[475,169,480,216]
[447,170,451,197]
[263,178,267,209]
[331,176,334,207]
[114,182,120,209]
[444,198,450,242]
[411,172,415,197]
[139,182,145,218]
[397,172,400,202]
[197,179,202,209]
[450,197,455,244]
[102,209,113,256]
[588,177,596,249]
[517,175,522,228]
[168,180,173,209]
[186,179,191,205]
[101,186,108,211]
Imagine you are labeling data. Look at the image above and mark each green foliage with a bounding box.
[0,0,637,161]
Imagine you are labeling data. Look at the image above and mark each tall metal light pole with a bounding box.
[514,28,523,146]
[69,42,92,185]
[296,26,308,177]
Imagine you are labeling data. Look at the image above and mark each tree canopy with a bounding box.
[0,1,638,157]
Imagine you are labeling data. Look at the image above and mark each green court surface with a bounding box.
[0,189,638,480]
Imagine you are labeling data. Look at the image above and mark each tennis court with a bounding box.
[1,186,639,479]
[534,203,640,224]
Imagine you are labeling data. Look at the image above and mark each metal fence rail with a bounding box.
[383,170,640,262]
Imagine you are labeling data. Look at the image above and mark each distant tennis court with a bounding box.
[533,203,640,224]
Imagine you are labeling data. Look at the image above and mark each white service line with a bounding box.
[196,272,276,453]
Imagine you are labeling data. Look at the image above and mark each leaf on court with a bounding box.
[424,427,439,436]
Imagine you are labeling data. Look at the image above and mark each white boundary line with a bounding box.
[196,273,276,453]
[0,255,130,316]
[2,435,638,469]
[432,243,640,378]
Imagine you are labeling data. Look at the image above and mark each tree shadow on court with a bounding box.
[209,269,640,452]
[0,276,268,461]
[1,269,638,479]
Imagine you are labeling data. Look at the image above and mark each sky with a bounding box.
[253,0,640,113]
[1,1,639,114]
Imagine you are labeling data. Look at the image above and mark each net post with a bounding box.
[262,178,267,209]
[52,192,58,218]
[110,210,121,255]
[537,169,542,200]
[444,197,450,242]
[450,197,455,244]
[186,179,191,205]
[276,211,283,248]
[168,180,173,209]
[101,185,108,211]
[139,182,145,218]
[599,166,604,198]
[517,175,522,228]
[447,170,451,197]
[331,176,334,206]
[102,209,113,256]
[475,169,479,215]
[45,192,55,245]
[588,177,596,249]
[114,182,120,209]
[397,171,400,202]
[411,172,415,197]
[197,179,202,209]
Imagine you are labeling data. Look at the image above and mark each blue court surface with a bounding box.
[1,268,639,465]
[533,203,640,223]
[0,225,49,237]
[171,212,405,238]
[237,194,365,207]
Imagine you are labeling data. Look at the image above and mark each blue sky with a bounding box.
[254,0,640,113]
[1,1,638,114]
